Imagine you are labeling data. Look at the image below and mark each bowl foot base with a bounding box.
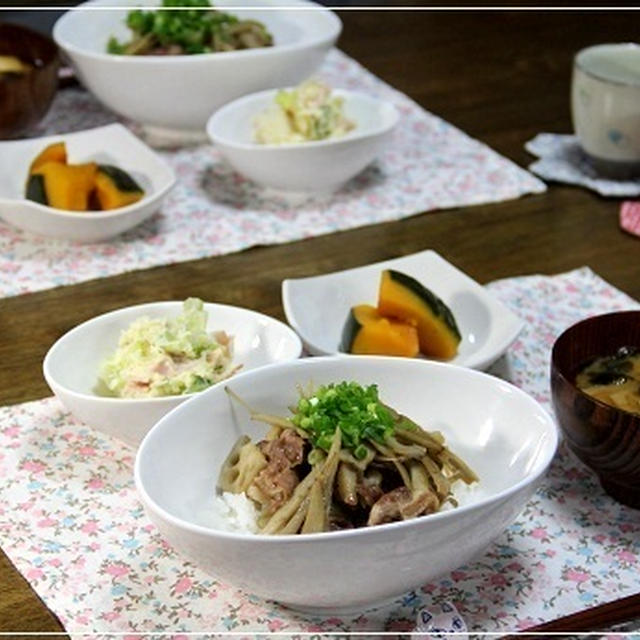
[278,593,401,616]
[140,124,208,148]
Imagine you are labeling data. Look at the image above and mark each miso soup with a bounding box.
[575,346,640,415]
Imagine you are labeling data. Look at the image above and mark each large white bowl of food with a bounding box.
[43,298,303,447]
[53,0,341,138]
[135,355,558,612]
[207,79,399,193]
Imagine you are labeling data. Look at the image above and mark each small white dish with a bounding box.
[282,250,523,370]
[54,0,341,136]
[43,301,303,447]
[135,355,558,612]
[0,123,176,242]
[207,88,398,193]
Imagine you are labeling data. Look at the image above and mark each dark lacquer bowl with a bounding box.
[551,310,640,508]
[0,23,60,139]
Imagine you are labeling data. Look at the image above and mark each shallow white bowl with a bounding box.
[207,87,399,193]
[53,0,341,137]
[283,249,523,370]
[0,123,175,242]
[135,356,558,613]
[43,301,302,447]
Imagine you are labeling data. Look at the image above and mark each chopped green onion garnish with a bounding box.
[291,381,394,455]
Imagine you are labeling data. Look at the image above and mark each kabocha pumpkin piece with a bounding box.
[29,161,98,211]
[28,141,67,174]
[341,304,420,357]
[377,269,461,360]
[94,165,144,210]
[24,145,146,212]
[25,173,48,205]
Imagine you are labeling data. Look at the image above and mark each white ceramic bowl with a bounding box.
[207,87,399,193]
[135,356,558,613]
[53,0,341,138]
[283,249,523,370]
[0,123,175,242]
[43,301,302,447]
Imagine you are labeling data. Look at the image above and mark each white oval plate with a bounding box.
[282,249,523,370]
[0,123,176,242]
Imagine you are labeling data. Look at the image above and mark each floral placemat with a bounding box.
[1,267,639,636]
[0,49,545,299]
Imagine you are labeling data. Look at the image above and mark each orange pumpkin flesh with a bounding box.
[33,161,98,211]
[25,144,145,212]
[29,141,67,174]
[342,304,420,357]
[94,165,145,210]
[377,269,461,360]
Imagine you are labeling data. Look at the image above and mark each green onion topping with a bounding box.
[291,381,395,454]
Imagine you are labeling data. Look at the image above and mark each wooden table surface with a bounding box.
[1,8,639,636]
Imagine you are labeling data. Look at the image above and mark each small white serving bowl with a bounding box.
[207,87,399,193]
[283,249,523,370]
[43,301,303,447]
[53,0,341,138]
[135,355,558,613]
[0,123,175,242]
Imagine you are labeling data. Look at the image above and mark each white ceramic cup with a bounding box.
[571,42,640,176]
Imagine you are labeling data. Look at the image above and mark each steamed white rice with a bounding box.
[205,480,480,535]
[441,479,482,512]
[208,491,259,534]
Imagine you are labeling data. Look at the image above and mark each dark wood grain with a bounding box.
[502,591,640,638]
[1,9,640,635]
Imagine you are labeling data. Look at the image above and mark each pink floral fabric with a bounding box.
[620,201,640,237]
[0,267,639,635]
[0,49,545,299]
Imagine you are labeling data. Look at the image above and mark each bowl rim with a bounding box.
[574,42,640,88]
[42,299,304,405]
[0,22,61,138]
[551,309,640,417]
[0,123,177,220]
[134,354,559,542]
[53,0,342,65]
[206,87,399,151]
